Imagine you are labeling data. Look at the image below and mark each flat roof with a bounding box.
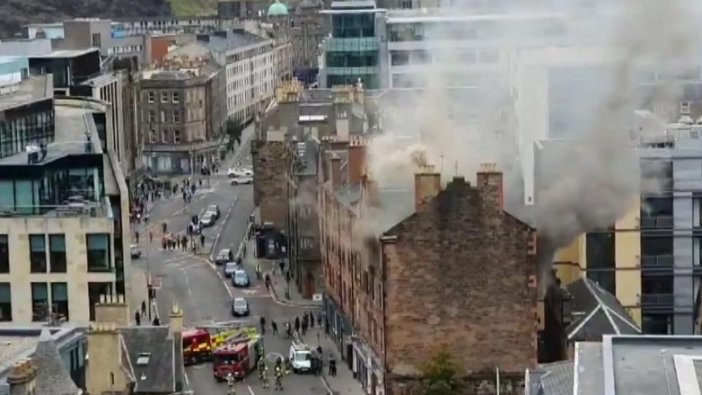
[33,48,99,59]
[0,336,42,363]
[0,75,53,113]
[81,72,118,87]
[386,10,566,23]
[0,101,103,166]
[204,31,270,53]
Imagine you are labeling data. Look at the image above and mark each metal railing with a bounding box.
[640,254,674,267]
[640,215,674,229]
[0,201,108,218]
[640,293,674,306]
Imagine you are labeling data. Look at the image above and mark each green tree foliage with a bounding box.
[225,119,245,151]
[422,351,461,395]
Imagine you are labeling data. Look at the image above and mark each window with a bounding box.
[86,234,111,272]
[586,230,615,269]
[160,110,166,123]
[172,92,180,103]
[29,234,47,273]
[586,270,616,295]
[174,130,181,144]
[0,235,8,273]
[51,282,69,321]
[88,282,113,321]
[0,283,11,321]
[91,33,102,48]
[147,91,155,103]
[149,128,157,144]
[160,92,169,103]
[681,101,692,115]
[161,129,168,144]
[173,111,181,123]
[31,282,48,322]
[147,110,155,123]
[642,313,672,334]
[49,234,66,273]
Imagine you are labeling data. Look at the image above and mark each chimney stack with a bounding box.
[169,304,184,337]
[329,154,342,189]
[363,175,381,207]
[95,294,130,326]
[348,136,367,185]
[414,165,441,211]
[476,163,504,210]
[86,323,126,395]
[8,359,36,395]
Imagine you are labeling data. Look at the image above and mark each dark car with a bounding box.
[231,297,250,316]
[215,248,233,265]
[207,204,220,220]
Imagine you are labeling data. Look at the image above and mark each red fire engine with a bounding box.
[213,334,263,381]
[183,329,212,365]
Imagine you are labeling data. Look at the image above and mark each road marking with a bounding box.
[247,385,255,395]
[180,268,193,296]
[185,372,190,386]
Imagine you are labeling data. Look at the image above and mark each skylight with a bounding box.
[136,352,151,366]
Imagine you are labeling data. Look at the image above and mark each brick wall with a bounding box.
[383,175,537,378]
[252,139,289,228]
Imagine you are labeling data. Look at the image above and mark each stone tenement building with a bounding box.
[320,142,539,395]
[252,133,290,230]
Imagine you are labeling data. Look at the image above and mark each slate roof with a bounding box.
[526,361,573,395]
[32,329,80,395]
[120,327,177,394]
[566,278,640,341]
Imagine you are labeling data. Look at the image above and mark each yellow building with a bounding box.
[0,97,133,325]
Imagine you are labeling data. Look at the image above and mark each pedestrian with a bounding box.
[149,230,153,243]
[286,270,291,284]
[135,311,141,326]
[279,260,284,274]
[260,316,266,334]
[301,319,308,336]
[153,316,160,326]
[182,235,188,250]
[329,356,336,376]
[285,322,291,338]
[317,312,322,327]
[264,274,271,291]
[310,312,315,329]
[135,231,139,243]
[141,300,146,315]
[272,320,278,335]
[161,237,167,250]
[294,317,300,334]
[200,234,205,247]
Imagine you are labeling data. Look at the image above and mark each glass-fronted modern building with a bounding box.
[319,0,387,89]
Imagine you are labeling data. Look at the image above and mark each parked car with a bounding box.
[230,175,253,185]
[231,297,250,317]
[223,262,239,278]
[207,204,220,219]
[130,244,142,259]
[227,167,253,178]
[232,269,250,287]
[215,249,233,265]
[199,212,215,227]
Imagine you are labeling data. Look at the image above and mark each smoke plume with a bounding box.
[367,0,702,291]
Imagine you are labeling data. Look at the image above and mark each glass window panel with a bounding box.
[0,235,7,273]
[0,283,11,321]
[51,283,68,300]
[50,234,65,251]
[0,283,10,302]
[0,181,13,210]
[31,282,48,322]
[30,235,45,251]
[15,180,32,214]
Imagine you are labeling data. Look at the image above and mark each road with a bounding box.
[130,125,329,395]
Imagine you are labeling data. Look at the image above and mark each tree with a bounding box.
[422,350,461,395]
[225,119,245,152]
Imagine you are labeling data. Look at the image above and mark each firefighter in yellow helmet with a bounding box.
[257,356,266,381]
[226,373,236,395]
[261,365,270,389]
[274,364,284,391]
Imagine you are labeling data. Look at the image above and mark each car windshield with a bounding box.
[225,263,237,270]
[234,299,247,308]
[294,351,311,361]
[235,271,247,280]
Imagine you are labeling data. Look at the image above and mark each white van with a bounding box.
[288,341,313,373]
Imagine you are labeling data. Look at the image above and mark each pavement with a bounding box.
[129,124,362,395]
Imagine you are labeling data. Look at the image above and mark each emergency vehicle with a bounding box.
[182,325,258,366]
[212,332,263,381]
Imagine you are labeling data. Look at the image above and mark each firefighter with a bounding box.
[274,365,283,391]
[261,366,270,389]
[226,373,236,395]
[257,356,266,380]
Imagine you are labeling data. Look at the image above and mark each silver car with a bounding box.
[231,297,249,316]
[223,262,238,278]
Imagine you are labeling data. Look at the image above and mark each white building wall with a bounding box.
[225,44,275,122]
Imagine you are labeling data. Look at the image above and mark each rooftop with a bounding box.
[121,326,183,394]
[0,75,53,112]
[566,278,640,342]
[0,101,103,167]
[80,72,119,87]
[31,48,99,59]
[203,31,269,52]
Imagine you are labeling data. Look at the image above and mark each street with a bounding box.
[130,125,330,395]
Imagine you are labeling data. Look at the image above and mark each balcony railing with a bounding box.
[640,293,674,306]
[640,215,674,229]
[640,254,674,267]
[0,200,109,218]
